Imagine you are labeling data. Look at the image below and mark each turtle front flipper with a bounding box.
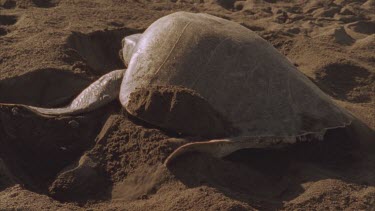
[25,69,125,116]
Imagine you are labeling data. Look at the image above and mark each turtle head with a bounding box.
[121,33,142,67]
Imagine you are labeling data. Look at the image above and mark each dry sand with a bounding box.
[0,0,374,210]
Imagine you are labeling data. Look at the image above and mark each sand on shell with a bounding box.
[126,85,236,138]
[0,0,374,210]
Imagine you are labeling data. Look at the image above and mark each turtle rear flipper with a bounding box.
[27,69,125,116]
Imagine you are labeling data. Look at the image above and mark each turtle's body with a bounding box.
[120,12,351,138]
[1,12,352,164]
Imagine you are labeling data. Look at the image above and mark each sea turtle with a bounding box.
[1,12,352,165]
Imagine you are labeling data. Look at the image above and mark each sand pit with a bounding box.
[0,68,91,106]
[66,28,141,75]
[0,0,374,210]
[315,62,374,103]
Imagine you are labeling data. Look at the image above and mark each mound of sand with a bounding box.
[314,26,354,45]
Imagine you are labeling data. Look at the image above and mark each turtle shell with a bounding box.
[120,12,352,140]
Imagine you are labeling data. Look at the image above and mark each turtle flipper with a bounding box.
[164,136,293,166]
[122,34,142,66]
[25,69,125,116]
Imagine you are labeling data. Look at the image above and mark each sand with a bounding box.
[126,85,235,138]
[0,0,374,210]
